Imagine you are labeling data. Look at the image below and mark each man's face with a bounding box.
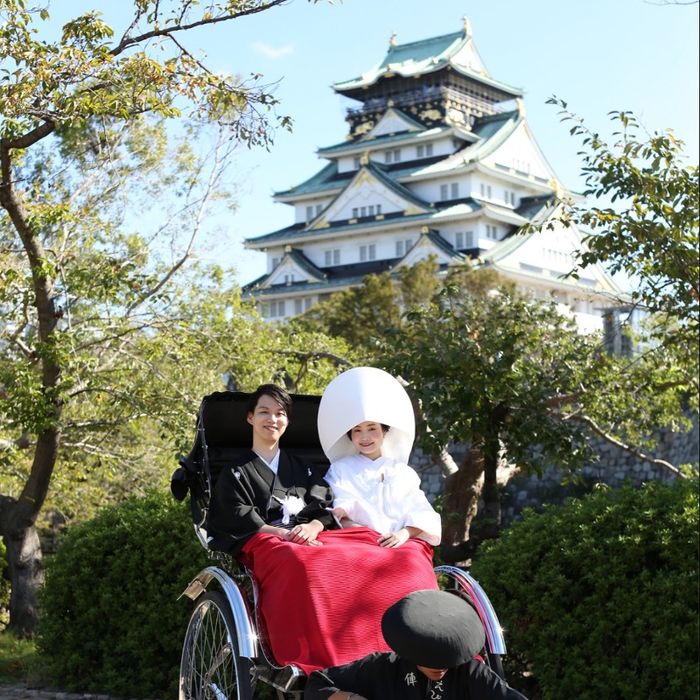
[416,666,448,681]
[247,394,289,446]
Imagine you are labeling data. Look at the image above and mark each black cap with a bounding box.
[381,590,486,668]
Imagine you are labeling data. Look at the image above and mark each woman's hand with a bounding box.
[377,526,422,547]
[287,519,324,546]
[378,527,410,548]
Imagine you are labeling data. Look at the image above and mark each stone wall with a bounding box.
[413,413,699,526]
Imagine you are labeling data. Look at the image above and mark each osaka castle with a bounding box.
[242,19,620,331]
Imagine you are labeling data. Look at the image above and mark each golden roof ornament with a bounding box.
[360,150,369,166]
[463,15,472,36]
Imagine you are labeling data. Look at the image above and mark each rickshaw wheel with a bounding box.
[180,590,254,700]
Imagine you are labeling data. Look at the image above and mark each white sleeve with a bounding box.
[325,460,360,515]
[391,465,442,546]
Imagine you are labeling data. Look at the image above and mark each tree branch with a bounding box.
[111,0,289,55]
[1,120,56,152]
[564,413,683,476]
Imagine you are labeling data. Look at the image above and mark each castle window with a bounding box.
[304,297,312,310]
[376,203,382,214]
[416,145,424,158]
[451,182,459,199]
[316,204,323,215]
[486,225,499,240]
[440,184,448,200]
[455,232,464,249]
[360,244,377,261]
[324,249,340,266]
[352,207,358,218]
[396,240,404,256]
[465,231,474,247]
[295,298,303,315]
[480,183,492,199]
[426,143,433,156]
[353,156,361,169]
[268,300,286,318]
[368,205,375,216]
[305,205,314,222]
[271,257,280,269]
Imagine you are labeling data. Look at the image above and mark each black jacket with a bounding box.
[304,652,527,700]
[207,449,335,555]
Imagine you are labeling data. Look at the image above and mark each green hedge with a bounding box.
[470,479,699,700]
[38,491,209,698]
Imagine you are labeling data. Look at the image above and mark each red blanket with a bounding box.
[240,527,438,674]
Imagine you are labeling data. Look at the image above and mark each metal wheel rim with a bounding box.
[180,597,241,700]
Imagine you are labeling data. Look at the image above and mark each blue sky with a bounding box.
[48,1,699,285]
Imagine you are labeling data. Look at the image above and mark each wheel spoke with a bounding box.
[180,592,251,700]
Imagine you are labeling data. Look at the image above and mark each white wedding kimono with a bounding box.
[326,454,442,546]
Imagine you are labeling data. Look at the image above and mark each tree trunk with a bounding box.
[439,447,485,564]
[442,447,484,544]
[0,497,44,637]
[1,132,62,636]
[479,432,502,541]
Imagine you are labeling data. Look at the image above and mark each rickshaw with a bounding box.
[171,391,507,699]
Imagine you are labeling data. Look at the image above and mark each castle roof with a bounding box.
[273,109,531,203]
[333,26,521,99]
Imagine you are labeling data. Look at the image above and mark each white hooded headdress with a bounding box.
[317,367,415,463]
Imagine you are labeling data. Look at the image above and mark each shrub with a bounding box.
[38,491,209,698]
[470,479,699,700]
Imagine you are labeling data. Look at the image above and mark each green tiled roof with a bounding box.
[274,161,345,198]
[246,198,485,248]
[278,110,521,200]
[366,162,433,211]
[317,126,454,156]
[461,110,521,163]
[287,248,326,280]
[246,209,436,247]
[422,229,464,260]
[333,29,521,97]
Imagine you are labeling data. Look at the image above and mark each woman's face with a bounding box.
[350,421,385,460]
[247,393,289,448]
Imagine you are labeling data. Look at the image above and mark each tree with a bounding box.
[381,278,691,557]
[548,101,699,367]
[0,0,321,636]
[295,257,443,353]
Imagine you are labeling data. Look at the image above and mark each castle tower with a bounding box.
[243,21,619,330]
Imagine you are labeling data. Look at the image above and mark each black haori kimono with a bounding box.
[207,449,335,554]
[304,653,528,700]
